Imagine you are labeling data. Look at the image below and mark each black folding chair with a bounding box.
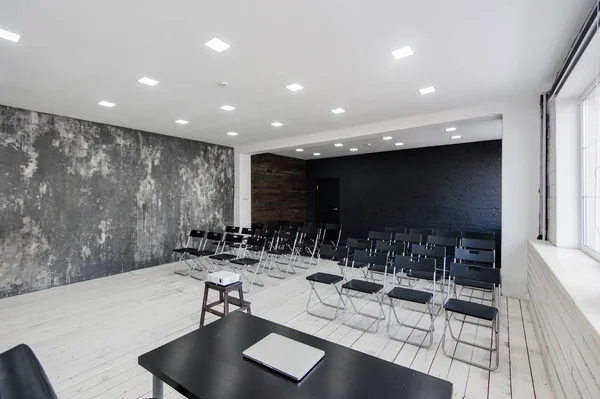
[393,232,423,255]
[205,233,245,276]
[442,263,501,371]
[266,230,298,279]
[338,238,370,278]
[294,226,321,268]
[173,229,206,276]
[462,231,495,240]
[427,235,459,263]
[305,244,348,320]
[186,232,223,280]
[367,231,393,250]
[373,241,405,286]
[460,238,496,251]
[225,226,241,234]
[385,226,407,233]
[322,223,343,246]
[387,255,437,348]
[341,250,387,333]
[230,236,267,293]
[409,228,435,237]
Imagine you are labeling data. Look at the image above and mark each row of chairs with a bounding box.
[306,236,500,371]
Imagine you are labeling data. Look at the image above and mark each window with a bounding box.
[582,83,600,256]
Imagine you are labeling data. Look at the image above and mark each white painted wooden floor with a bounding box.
[0,259,552,399]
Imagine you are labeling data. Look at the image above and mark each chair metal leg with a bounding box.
[306,282,345,320]
[387,297,435,348]
[341,289,386,333]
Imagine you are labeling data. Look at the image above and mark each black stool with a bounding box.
[200,281,251,327]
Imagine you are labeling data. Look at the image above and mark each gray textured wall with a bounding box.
[0,105,234,297]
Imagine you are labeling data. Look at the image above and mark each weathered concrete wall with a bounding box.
[0,105,234,297]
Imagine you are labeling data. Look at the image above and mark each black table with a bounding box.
[138,312,453,399]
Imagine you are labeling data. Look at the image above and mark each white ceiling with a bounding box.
[273,116,502,159]
[0,0,594,147]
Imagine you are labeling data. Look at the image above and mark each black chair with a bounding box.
[240,227,254,236]
[173,229,206,276]
[427,235,459,260]
[305,244,348,320]
[277,220,291,228]
[0,344,59,399]
[460,238,496,251]
[393,232,423,255]
[385,226,407,233]
[290,221,304,229]
[433,228,461,237]
[462,231,495,240]
[266,230,298,279]
[187,232,223,280]
[338,238,370,277]
[442,263,501,371]
[230,236,267,293]
[225,225,241,234]
[322,223,343,246]
[250,223,264,234]
[387,255,437,348]
[367,231,393,250]
[266,220,279,230]
[363,251,390,284]
[341,250,386,333]
[295,226,321,268]
[206,233,246,274]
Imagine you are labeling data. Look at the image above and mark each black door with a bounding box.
[316,178,340,224]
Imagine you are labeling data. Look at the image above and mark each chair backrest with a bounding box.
[394,255,436,273]
[455,247,495,265]
[427,235,459,247]
[246,236,267,251]
[224,233,245,244]
[346,238,370,251]
[368,231,392,242]
[299,226,320,241]
[394,232,422,244]
[460,238,496,251]
[255,229,275,238]
[290,221,304,228]
[225,226,240,233]
[322,224,342,245]
[449,262,501,285]
[353,250,388,266]
[411,244,446,259]
[434,228,462,237]
[266,220,278,230]
[385,226,407,233]
[409,228,435,236]
[240,227,253,235]
[319,244,348,260]
[206,232,223,242]
[190,229,206,238]
[0,344,59,399]
[277,220,291,228]
[462,231,495,240]
[251,223,264,232]
[375,240,405,254]
[305,222,323,230]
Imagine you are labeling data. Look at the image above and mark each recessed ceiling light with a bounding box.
[349,148,358,152]
[138,77,159,86]
[395,142,404,146]
[175,119,189,125]
[296,148,304,152]
[446,127,457,132]
[334,143,344,147]
[220,105,236,111]
[419,86,436,95]
[227,132,239,136]
[383,136,393,140]
[451,135,461,139]
[331,108,345,114]
[313,153,321,156]
[271,122,283,127]
[391,46,414,60]
[286,83,304,92]
[98,101,116,108]
[205,37,230,52]
[0,28,20,43]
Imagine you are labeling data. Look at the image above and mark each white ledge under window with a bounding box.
[527,240,600,399]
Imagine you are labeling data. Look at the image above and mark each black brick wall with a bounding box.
[306,140,502,240]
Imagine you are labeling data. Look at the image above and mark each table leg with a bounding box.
[152,375,164,399]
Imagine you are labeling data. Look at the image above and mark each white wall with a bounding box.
[234,97,541,299]
[233,150,252,227]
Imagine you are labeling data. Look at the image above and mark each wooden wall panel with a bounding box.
[251,153,306,224]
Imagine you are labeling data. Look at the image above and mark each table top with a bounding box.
[138,312,453,399]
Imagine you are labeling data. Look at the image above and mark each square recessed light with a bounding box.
[220,105,235,111]
[446,127,457,132]
[271,122,283,127]
[175,119,189,125]
[227,132,239,136]
[419,86,436,95]
[98,101,116,108]
[286,83,304,92]
[138,77,159,86]
[383,136,393,140]
[395,142,404,146]
[296,148,304,152]
[451,135,461,139]
[334,143,344,147]
[205,37,230,52]
[313,152,321,156]
[331,108,345,114]
[349,148,358,152]
[0,28,20,43]
[391,46,414,60]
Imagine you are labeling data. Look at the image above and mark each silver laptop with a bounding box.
[242,333,325,381]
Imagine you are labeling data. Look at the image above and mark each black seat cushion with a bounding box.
[454,277,494,290]
[406,270,441,281]
[230,258,260,266]
[342,279,383,294]
[0,344,59,399]
[387,287,433,304]
[444,298,498,321]
[187,249,216,257]
[268,248,292,255]
[173,247,197,254]
[307,272,344,285]
[209,253,237,261]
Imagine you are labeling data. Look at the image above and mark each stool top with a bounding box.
[204,280,243,289]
